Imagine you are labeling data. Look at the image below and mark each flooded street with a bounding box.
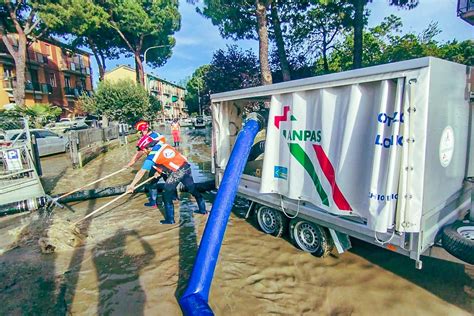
[0,126,473,315]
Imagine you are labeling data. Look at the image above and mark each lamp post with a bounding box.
[143,45,170,122]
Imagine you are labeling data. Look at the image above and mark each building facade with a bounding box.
[104,65,187,120]
[0,36,93,117]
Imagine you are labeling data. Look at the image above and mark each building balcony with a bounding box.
[64,86,92,98]
[60,62,91,76]
[2,78,52,94]
[458,0,474,24]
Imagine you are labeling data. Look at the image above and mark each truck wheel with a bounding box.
[441,220,474,264]
[290,219,333,258]
[255,206,287,237]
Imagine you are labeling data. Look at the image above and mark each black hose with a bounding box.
[54,180,216,204]
[0,180,216,216]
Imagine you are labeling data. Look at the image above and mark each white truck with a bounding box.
[211,57,473,268]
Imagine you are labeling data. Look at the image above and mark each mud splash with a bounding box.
[0,126,473,315]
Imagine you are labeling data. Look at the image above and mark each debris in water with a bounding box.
[38,237,56,254]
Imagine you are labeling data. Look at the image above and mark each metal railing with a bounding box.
[64,87,91,97]
[0,117,46,207]
[2,78,51,94]
[61,61,91,75]
[458,0,474,15]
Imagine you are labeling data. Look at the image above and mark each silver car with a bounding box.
[7,129,69,157]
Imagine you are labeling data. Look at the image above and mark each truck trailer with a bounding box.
[211,57,473,268]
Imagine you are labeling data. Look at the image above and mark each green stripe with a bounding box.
[289,143,329,206]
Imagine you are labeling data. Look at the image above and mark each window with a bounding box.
[38,130,59,138]
[3,66,14,79]
[45,44,51,57]
[49,73,57,87]
[64,76,71,88]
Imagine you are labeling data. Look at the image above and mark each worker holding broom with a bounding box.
[127,129,207,224]
[127,121,167,208]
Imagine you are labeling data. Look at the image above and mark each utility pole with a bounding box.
[197,85,201,115]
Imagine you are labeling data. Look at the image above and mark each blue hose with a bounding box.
[179,117,261,315]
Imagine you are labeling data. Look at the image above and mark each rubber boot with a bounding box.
[194,197,207,214]
[160,202,175,224]
[144,189,157,208]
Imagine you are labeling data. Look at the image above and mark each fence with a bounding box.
[68,125,124,168]
[0,117,46,209]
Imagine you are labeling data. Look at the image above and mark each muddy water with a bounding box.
[1,126,473,315]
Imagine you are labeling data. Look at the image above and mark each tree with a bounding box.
[287,0,352,73]
[79,79,153,124]
[204,45,260,95]
[325,16,473,72]
[350,0,418,69]
[102,0,180,85]
[0,103,61,127]
[46,0,124,81]
[185,65,210,114]
[0,1,54,107]
[197,0,276,85]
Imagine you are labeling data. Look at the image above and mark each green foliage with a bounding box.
[185,65,210,114]
[106,0,180,68]
[198,0,258,41]
[80,79,153,124]
[324,16,474,74]
[1,103,62,128]
[205,45,260,93]
[45,0,124,79]
[149,95,162,113]
[286,0,353,72]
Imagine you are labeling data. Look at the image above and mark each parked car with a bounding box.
[6,129,69,157]
[63,124,89,133]
[193,115,206,129]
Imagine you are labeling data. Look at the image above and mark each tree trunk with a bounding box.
[352,0,365,69]
[89,40,105,81]
[322,31,329,72]
[88,39,106,81]
[255,1,272,85]
[1,34,27,107]
[270,2,291,81]
[134,52,145,86]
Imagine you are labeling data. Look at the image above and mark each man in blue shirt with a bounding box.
[127,120,167,208]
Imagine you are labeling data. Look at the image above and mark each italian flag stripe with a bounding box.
[313,144,352,211]
[289,143,329,206]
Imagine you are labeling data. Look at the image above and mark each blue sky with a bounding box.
[93,0,473,86]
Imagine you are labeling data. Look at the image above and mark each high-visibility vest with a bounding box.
[147,143,187,172]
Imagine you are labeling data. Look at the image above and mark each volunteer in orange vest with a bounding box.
[127,138,207,224]
[170,118,181,147]
[127,120,167,208]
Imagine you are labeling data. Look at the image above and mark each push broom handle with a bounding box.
[74,176,155,225]
[56,167,128,201]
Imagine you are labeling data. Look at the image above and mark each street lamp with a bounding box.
[143,45,170,122]
[143,45,171,89]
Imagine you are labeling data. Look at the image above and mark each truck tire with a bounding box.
[290,219,333,258]
[441,220,474,265]
[255,206,288,238]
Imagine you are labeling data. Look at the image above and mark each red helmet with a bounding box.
[135,120,149,132]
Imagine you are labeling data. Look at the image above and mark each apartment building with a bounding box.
[0,36,93,117]
[104,65,187,120]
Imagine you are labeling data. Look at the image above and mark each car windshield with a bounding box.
[9,132,26,140]
[38,130,59,138]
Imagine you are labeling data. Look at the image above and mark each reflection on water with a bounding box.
[0,126,473,315]
[93,229,155,315]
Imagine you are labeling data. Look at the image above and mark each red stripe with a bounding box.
[274,105,290,129]
[313,145,352,211]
